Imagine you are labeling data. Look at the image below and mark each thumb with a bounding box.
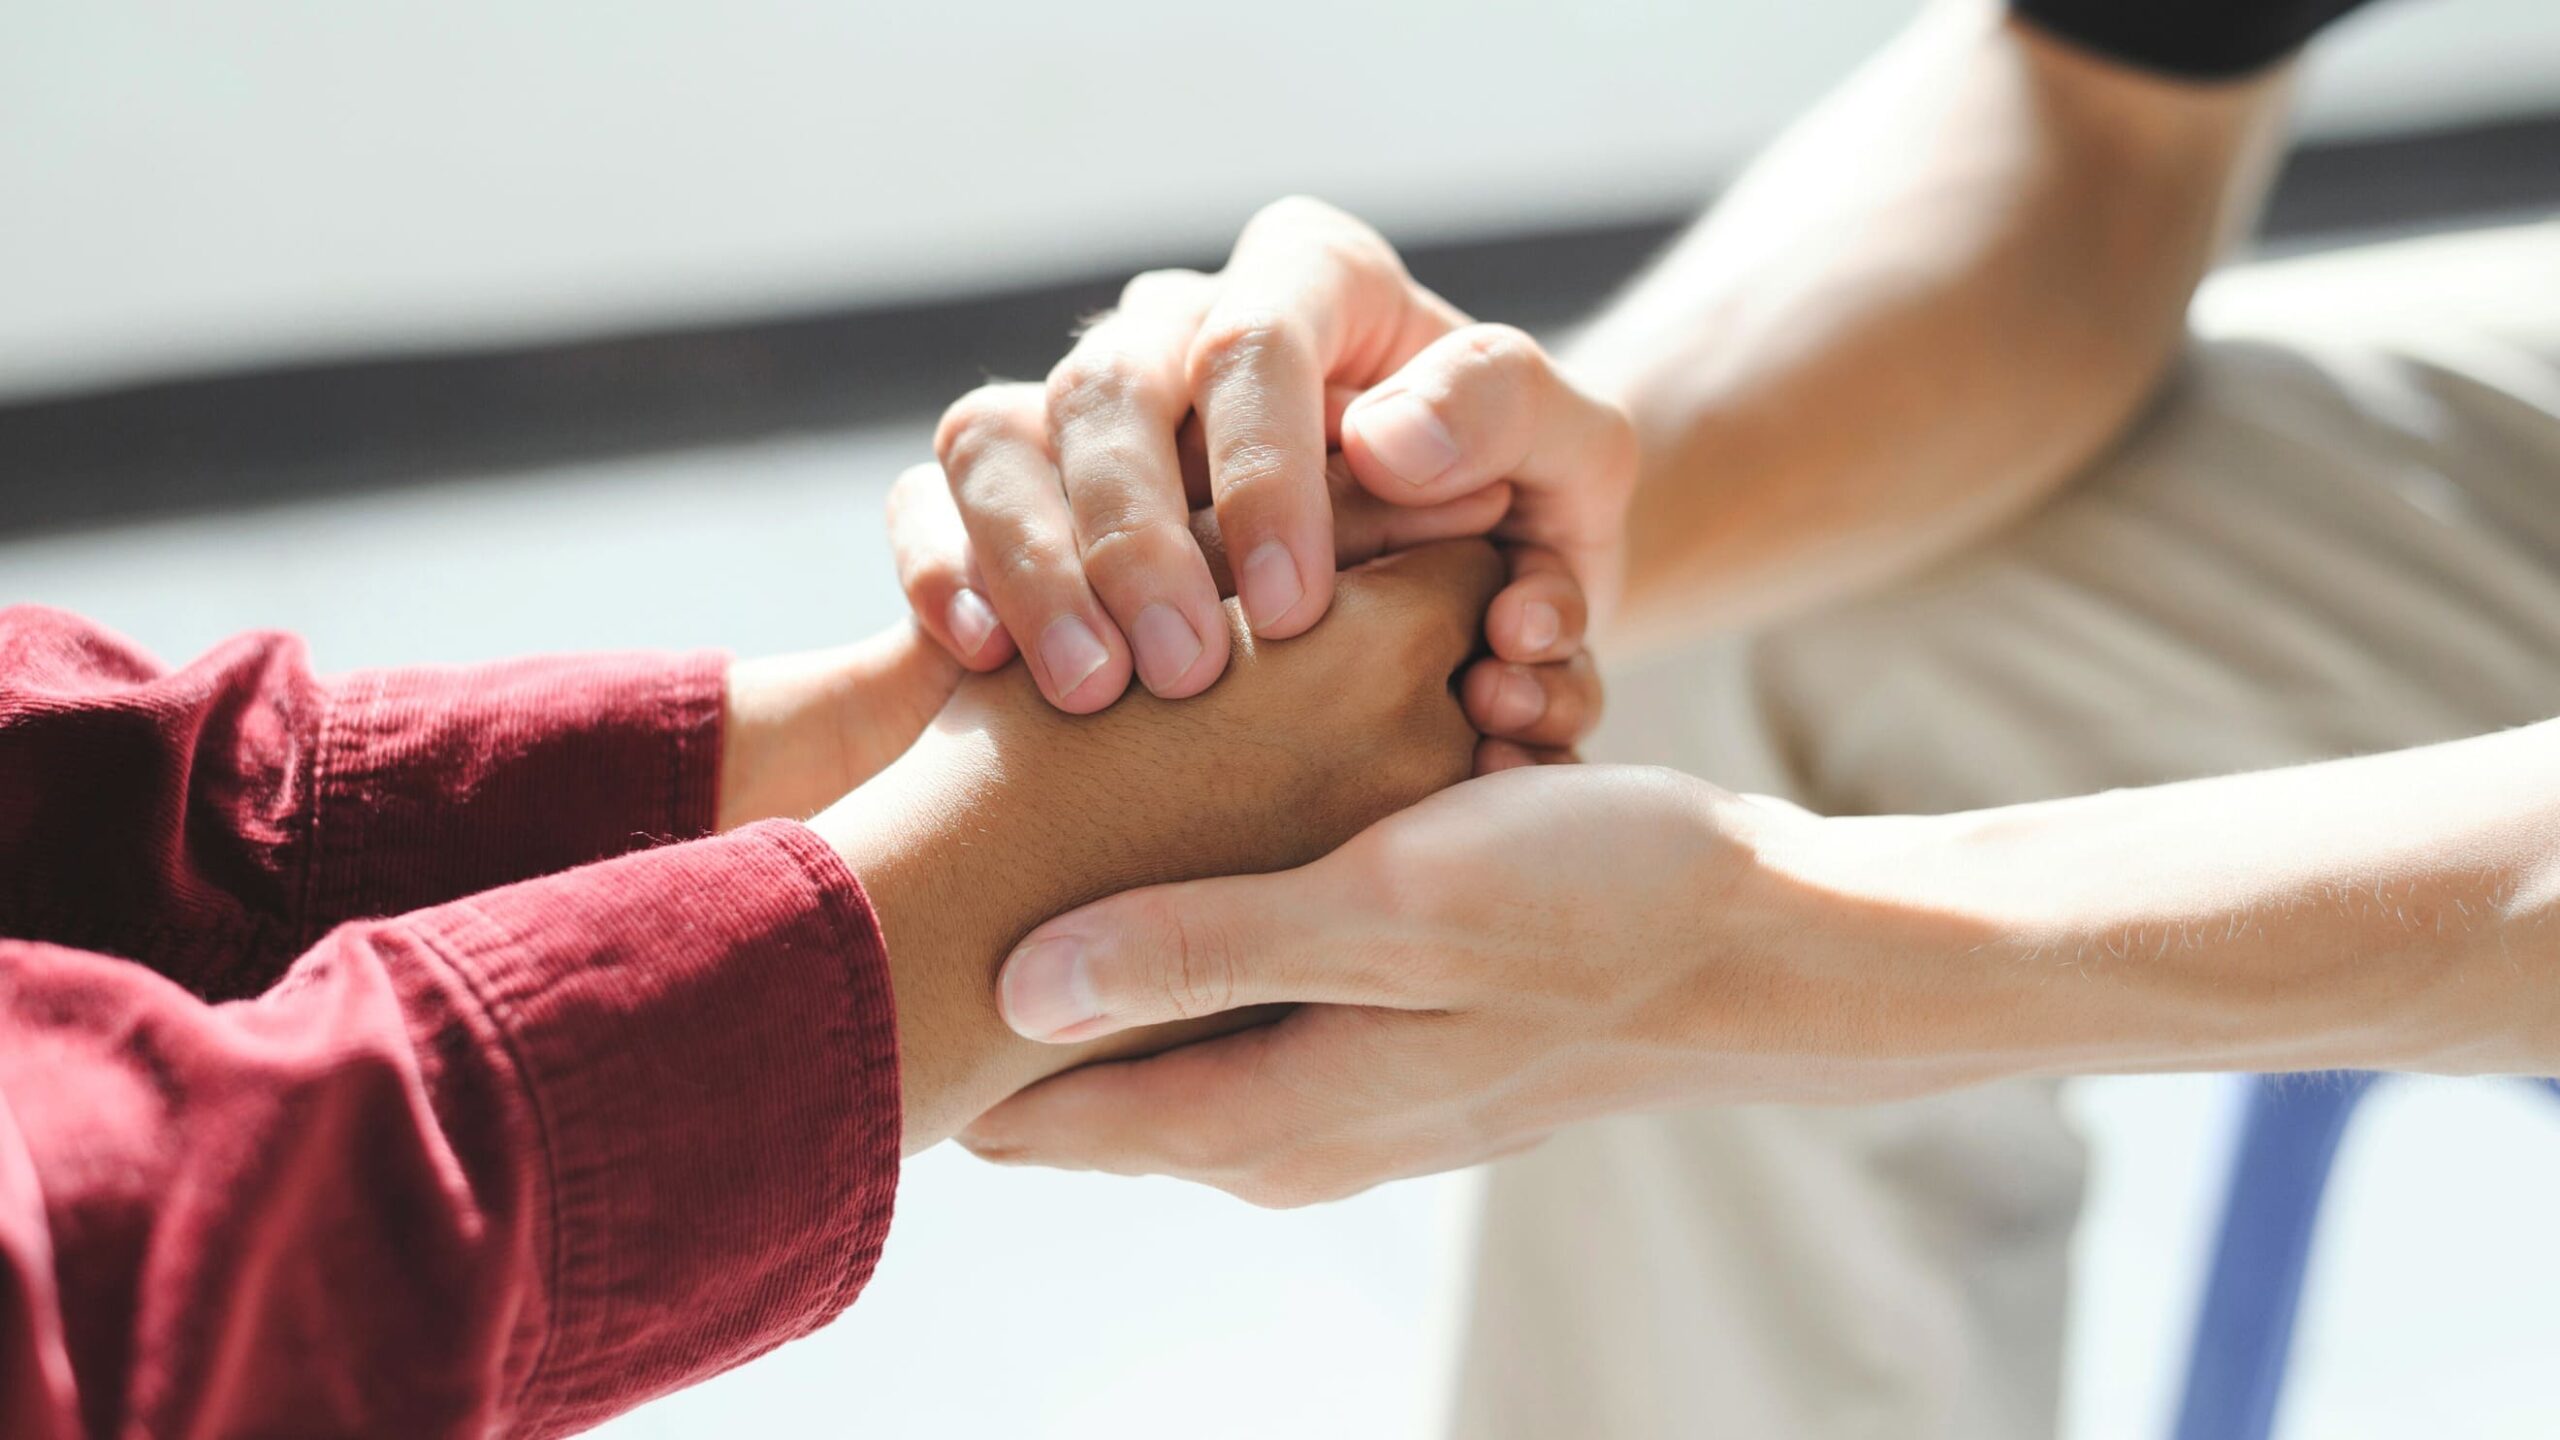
[995,863,1397,1044]
[1338,323,1632,513]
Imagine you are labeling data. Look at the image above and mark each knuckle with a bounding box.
[1078,514,1193,588]
[1384,608,1441,669]
[1247,193,1346,236]
[1120,266,1205,310]
[981,535,1063,588]
[1059,438,1173,516]
[1046,349,1153,422]
[1209,439,1298,505]
[1135,892,1240,1022]
[1071,487,1166,552]
[1454,322,1546,387]
[1186,309,1301,390]
[1382,595,1468,669]
[933,385,1031,470]
[1246,195,1394,266]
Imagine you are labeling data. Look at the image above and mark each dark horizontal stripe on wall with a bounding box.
[3,112,2555,539]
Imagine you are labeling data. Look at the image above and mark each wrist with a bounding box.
[809,731,1024,1150]
[718,624,958,832]
[808,722,1255,1151]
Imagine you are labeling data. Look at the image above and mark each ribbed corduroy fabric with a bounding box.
[0,605,901,1438]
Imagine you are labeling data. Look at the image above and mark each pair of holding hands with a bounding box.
[780,200,2025,1204]
[888,194,1624,766]
[867,198,1700,1202]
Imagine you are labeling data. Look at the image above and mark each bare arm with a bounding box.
[1581,0,2292,642]
[958,719,2560,1204]
[1885,720,2560,1082]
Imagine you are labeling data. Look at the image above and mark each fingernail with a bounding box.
[1131,603,1205,693]
[1037,614,1110,698]
[1000,934,1102,1041]
[947,588,998,658]
[1352,392,1460,486]
[1240,542,1304,633]
[1491,664,1545,731]
[1519,600,1561,654]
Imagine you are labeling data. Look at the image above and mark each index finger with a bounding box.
[1049,269,1230,699]
[959,1028,1293,1182]
[1188,199,1462,640]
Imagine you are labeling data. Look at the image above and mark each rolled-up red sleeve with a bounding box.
[0,822,902,1439]
[0,606,906,1436]
[0,603,730,1000]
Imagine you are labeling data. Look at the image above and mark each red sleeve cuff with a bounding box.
[414,820,899,1435]
[302,650,729,940]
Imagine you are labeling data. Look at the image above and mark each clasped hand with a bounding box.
[870,197,1734,1198]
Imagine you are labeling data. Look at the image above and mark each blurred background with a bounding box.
[6,3,2559,1436]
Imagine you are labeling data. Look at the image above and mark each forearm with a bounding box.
[1575,1,2287,642]
[718,623,958,831]
[0,605,729,998]
[1778,720,2560,1087]
[0,826,897,1438]
[812,727,1252,1153]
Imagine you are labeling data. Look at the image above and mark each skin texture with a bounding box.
[718,624,963,832]
[889,210,1631,754]
[947,3,2559,1202]
[890,408,1598,773]
[806,540,1504,1151]
[1582,0,2290,642]
[967,729,2560,1206]
[721,463,1586,832]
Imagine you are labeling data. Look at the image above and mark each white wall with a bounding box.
[4,0,2556,400]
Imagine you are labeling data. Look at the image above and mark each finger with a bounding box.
[1183,464,1511,598]
[959,1025,1295,1182]
[1180,382,1389,504]
[1461,651,1602,749]
[1049,271,1229,699]
[1473,737,1579,775]
[967,1008,1418,1206]
[1190,199,1459,639]
[885,462,1016,670]
[1329,455,1513,568]
[1337,537,1506,679]
[1187,301,1333,639]
[1339,323,1634,507]
[995,863,1407,1043]
[1483,544,1587,664]
[935,383,1133,712]
[1324,381,1363,446]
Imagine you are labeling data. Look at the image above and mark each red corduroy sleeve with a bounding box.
[0,606,905,1436]
[0,603,729,1001]
[0,823,902,1439]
